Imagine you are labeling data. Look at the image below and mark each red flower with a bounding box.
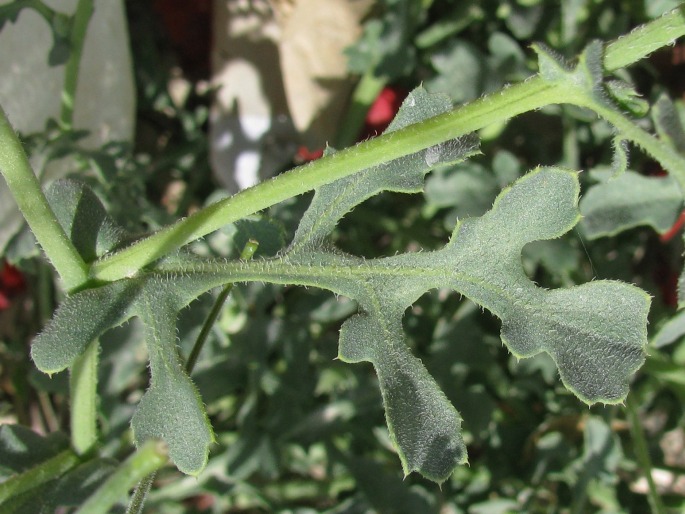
[296,146,324,162]
[0,261,26,310]
[360,86,408,139]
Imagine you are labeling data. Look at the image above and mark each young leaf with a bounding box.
[46,179,126,263]
[533,40,606,103]
[605,80,649,117]
[611,136,630,176]
[532,41,643,174]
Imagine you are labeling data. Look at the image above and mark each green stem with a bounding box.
[603,5,685,71]
[90,79,565,283]
[186,239,259,374]
[626,394,666,514]
[0,0,57,23]
[37,390,59,432]
[75,440,168,514]
[578,95,685,192]
[0,108,88,288]
[69,338,99,455]
[87,7,685,284]
[59,0,94,130]
[125,471,157,514]
[0,449,80,503]
[30,0,56,21]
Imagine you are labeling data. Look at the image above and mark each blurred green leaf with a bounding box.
[424,163,499,222]
[426,40,488,103]
[345,0,424,79]
[499,0,544,39]
[653,309,685,348]
[341,455,438,514]
[0,425,68,477]
[469,498,519,514]
[652,93,685,154]
[579,170,682,238]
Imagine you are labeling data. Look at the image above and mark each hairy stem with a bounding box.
[88,7,685,283]
[0,108,88,288]
[578,95,685,192]
[125,471,157,514]
[89,79,564,282]
[603,6,685,71]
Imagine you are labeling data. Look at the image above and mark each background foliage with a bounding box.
[2,0,685,512]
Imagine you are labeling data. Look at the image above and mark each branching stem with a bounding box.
[0,108,88,287]
[88,6,685,283]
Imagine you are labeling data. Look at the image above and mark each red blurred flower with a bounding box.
[0,261,26,310]
[296,146,324,162]
[295,87,407,165]
[361,86,408,139]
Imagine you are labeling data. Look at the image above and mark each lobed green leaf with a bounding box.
[170,167,647,481]
[131,291,214,476]
[31,274,223,475]
[31,88,651,483]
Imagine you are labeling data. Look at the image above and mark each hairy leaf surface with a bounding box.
[32,274,219,475]
[289,86,480,252]
[31,87,650,483]
[186,167,647,480]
